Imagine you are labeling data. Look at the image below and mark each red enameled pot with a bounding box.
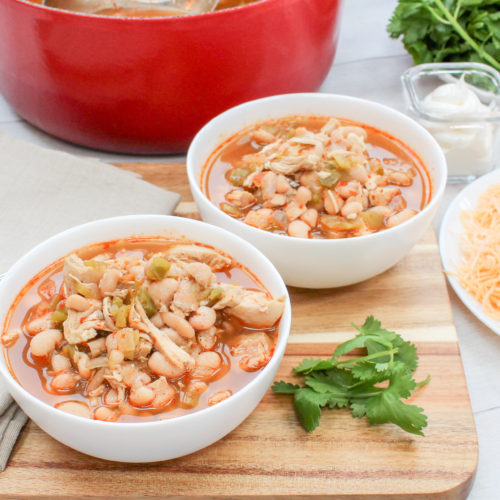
[0,0,342,153]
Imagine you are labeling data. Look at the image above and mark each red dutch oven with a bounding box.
[0,0,342,153]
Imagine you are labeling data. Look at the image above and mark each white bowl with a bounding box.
[187,93,447,288]
[0,215,291,462]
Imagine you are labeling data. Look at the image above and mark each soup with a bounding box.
[202,115,431,239]
[28,0,261,17]
[1,238,284,422]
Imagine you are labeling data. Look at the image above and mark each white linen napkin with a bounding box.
[0,133,181,469]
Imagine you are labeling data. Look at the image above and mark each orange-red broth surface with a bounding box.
[2,239,281,422]
[202,116,432,239]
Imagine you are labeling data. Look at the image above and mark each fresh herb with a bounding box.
[387,0,500,72]
[272,316,430,436]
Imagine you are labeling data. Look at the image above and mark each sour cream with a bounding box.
[420,79,495,179]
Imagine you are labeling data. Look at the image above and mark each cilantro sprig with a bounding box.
[272,316,430,436]
[387,0,500,73]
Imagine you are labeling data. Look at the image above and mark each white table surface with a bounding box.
[0,1,497,498]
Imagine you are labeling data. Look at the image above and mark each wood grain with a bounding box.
[0,162,477,500]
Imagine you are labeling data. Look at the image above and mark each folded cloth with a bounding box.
[0,132,181,469]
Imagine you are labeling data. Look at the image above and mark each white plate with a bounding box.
[440,168,500,335]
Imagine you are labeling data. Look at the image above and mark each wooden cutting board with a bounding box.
[0,163,477,500]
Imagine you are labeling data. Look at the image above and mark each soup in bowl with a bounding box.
[187,93,447,288]
[0,215,291,461]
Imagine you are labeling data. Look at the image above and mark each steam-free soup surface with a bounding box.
[28,0,261,17]
[202,115,431,239]
[2,238,284,422]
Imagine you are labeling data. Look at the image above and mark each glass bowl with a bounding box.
[402,62,500,183]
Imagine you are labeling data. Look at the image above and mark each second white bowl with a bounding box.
[187,93,447,288]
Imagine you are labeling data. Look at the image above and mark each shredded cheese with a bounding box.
[457,184,500,320]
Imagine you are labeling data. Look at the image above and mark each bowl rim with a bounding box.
[0,214,291,428]
[186,92,448,245]
[10,0,278,21]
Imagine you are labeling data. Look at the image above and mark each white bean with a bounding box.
[192,351,222,380]
[150,313,164,329]
[386,209,417,228]
[341,200,363,219]
[98,269,121,295]
[160,311,195,339]
[51,353,71,372]
[287,220,311,239]
[30,329,62,357]
[148,351,185,379]
[76,352,92,379]
[66,294,91,312]
[295,186,312,206]
[57,401,92,419]
[300,208,318,228]
[94,406,119,422]
[189,306,216,331]
[129,385,155,407]
[25,314,53,335]
[50,371,79,392]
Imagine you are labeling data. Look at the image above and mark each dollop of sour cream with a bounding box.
[420,79,495,178]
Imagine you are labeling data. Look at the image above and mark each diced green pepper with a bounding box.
[115,305,131,328]
[361,211,386,230]
[226,168,250,187]
[70,277,98,299]
[109,296,124,317]
[146,256,171,281]
[117,329,139,360]
[331,153,354,170]
[319,215,363,233]
[61,344,76,362]
[138,289,157,318]
[84,260,107,272]
[220,202,243,218]
[51,308,68,324]
[318,170,341,188]
[208,287,224,306]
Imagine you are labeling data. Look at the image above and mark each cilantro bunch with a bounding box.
[387,0,500,72]
[272,316,430,436]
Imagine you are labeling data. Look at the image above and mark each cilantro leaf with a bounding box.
[272,381,300,394]
[272,317,429,437]
[294,358,336,374]
[293,388,331,432]
[350,402,368,418]
[304,372,350,408]
[365,396,428,436]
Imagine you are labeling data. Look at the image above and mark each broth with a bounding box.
[28,0,261,17]
[2,238,283,422]
[202,115,432,239]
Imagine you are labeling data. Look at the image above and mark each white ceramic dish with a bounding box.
[439,169,500,335]
[187,93,448,288]
[0,215,291,462]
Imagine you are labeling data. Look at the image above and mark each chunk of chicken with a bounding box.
[130,300,195,372]
[63,254,105,289]
[230,332,274,371]
[171,279,200,314]
[227,292,285,328]
[211,283,245,310]
[166,245,232,272]
[185,262,215,288]
[225,190,256,208]
[147,278,178,309]
[63,301,105,345]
